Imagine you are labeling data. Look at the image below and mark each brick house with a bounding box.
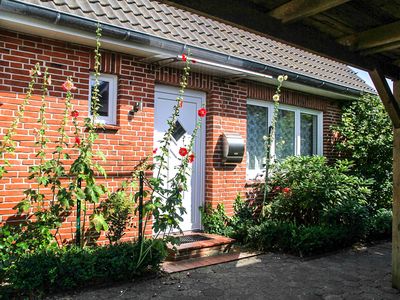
[0,0,373,241]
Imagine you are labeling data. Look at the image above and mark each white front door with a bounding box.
[154,85,206,232]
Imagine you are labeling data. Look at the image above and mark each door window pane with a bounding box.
[300,113,318,155]
[275,109,295,159]
[246,105,268,170]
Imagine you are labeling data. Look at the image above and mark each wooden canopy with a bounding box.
[165,0,400,288]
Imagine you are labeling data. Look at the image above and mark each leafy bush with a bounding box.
[332,94,393,210]
[321,200,369,239]
[200,194,257,240]
[292,225,352,256]
[200,203,232,236]
[101,185,134,244]
[247,221,296,252]
[367,208,392,240]
[3,240,166,297]
[267,156,371,225]
[0,222,57,281]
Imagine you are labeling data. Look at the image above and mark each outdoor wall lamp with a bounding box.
[130,100,143,115]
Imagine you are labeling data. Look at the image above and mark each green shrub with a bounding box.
[292,225,351,257]
[200,194,257,240]
[267,156,371,225]
[247,221,296,252]
[200,203,232,236]
[332,94,393,210]
[367,208,392,240]
[0,222,57,281]
[321,200,369,239]
[3,239,166,297]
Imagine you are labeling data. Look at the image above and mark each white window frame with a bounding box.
[89,73,117,125]
[246,99,323,179]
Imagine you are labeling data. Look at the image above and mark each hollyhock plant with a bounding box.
[179,147,188,157]
[75,136,81,146]
[282,187,291,194]
[188,153,195,163]
[71,110,79,118]
[182,54,187,62]
[153,148,158,154]
[198,108,207,118]
[62,79,76,91]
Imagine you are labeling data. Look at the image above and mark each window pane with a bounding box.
[91,80,109,117]
[275,109,295,159]
[300,113,318,156]
[246,105,268,170]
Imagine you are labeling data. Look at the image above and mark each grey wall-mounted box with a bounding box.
[222,132,245,164]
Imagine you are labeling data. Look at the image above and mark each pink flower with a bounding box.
[182,54,187,62]
[62,80,76,91]
[153,148,158,154]
[188,153,195,163]
[179,147,188,157]
[273,186,281,192]
[282,187,291,194]
[179,100,183,108]
[37,70,42,76]
[47,76,52,85]
[197,108,207,118]
[71,110,79,118]
[75,136,81,146]
[29,69,35,76]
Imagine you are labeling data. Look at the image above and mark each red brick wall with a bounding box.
[0,29,343,242]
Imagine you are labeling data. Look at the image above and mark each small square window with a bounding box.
[89,74,117,125]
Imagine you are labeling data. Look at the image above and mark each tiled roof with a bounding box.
[19,0,374,93]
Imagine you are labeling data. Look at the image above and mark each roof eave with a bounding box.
[0,0,373,99]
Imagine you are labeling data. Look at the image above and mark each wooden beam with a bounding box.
[369,69,400,128]
[393,80,400,289]
[164,0,400,79]
[338,20,400,51]
[269,0,350,23]
[361,40,400,56]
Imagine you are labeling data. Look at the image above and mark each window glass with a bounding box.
[89,74,117,125]
[275,109,295,159]
[300,113,318,155]
[246,104,268,170]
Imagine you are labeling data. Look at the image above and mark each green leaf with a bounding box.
[90,213,109,232]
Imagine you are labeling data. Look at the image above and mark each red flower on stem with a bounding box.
[198,108,207,118]
[153,148,158,154]
[182,54,187,62]
[188,153,195,163]
[179,147,188,157]
[75,136,81,146]
[282,187,291,194]
[192,59,196,64]
[62,80,76,91]
[71,110,79,118]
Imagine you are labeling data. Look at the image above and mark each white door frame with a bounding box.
[154,84,206,231]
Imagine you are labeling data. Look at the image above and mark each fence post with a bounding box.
[138,171,144,243]
[76,177,82,247]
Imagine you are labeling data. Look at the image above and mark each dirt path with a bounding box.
[51,242,399,299]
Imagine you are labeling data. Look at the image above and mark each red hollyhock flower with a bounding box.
[182,54,187,62]
[188,153,195,163]
[197,108,207,118]
[71,110,79,118]
[153,148,158,154]
[179,147,188,157]
[282,187,291,194]
[75,136,81,146]
[62,80,76,91]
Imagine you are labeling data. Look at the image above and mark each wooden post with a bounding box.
[393,80,400,289]
[369,71,400,288]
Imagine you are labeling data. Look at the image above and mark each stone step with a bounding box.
[166,232,235,261]
[163,250,262,273]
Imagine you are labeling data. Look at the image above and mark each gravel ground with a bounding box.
[51,242,399,300]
